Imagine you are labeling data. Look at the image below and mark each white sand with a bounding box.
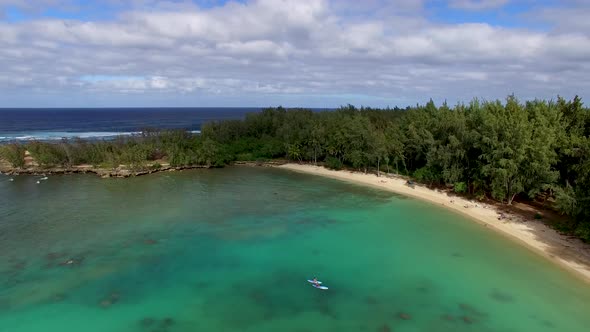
[279,163,590,284]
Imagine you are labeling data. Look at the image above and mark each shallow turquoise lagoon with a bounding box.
[1,167,589,332]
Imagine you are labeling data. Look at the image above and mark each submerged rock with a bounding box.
[51,293,67,302]
[110,292,120,301]
[490,289,514,303]
[441,314,454,321]
[397,312,411,320]
[11,260,26,271]
[139,317,155,328]
[161,317,175,327]
[458,303,485,317]
[262,310,276,321]
[365,296,378,305]
[377,324,391,332]
[99,299,112,308]
[58,256,84,267]
[46,252,65,261]
[139,317,175,330]
[0,298,12,311]
[62,259,75,266]
[144,239,158,245]
[99,292,121,308]
[416,286,429,293]
[248,290,267,304]
[462,316,474,324]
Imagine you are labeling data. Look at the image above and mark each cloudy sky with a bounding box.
[0,0,588,107]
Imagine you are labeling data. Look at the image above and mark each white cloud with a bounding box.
[0,0,588,107]
[449,0,510,10]
[528,6,590,33]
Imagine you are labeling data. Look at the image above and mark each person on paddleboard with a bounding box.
[312,277,320,286]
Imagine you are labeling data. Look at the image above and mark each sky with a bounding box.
[0,0,589,108]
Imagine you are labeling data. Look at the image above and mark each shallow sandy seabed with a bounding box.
[278,163,590,284]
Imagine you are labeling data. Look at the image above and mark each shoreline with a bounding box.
[278,163,590,284]
[0,164,211,178]
[0,159,286,178]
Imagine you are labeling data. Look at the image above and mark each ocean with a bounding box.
[1,167,590,332]
[0,108,260,142]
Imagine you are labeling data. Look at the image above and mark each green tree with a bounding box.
[368,129,388,176]
[478,96,530,204]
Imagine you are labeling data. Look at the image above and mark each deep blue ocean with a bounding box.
[0,108,260,142]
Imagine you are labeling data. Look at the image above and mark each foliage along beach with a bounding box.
[2,95,590,281]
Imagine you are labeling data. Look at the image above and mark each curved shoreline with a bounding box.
[278,163,590,284]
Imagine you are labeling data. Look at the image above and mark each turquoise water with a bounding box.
[1,167,589,332]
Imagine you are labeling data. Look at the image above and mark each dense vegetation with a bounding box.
[0,130,229,170]
[1,95,590,240]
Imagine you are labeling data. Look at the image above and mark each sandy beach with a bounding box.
[279,163,590,284]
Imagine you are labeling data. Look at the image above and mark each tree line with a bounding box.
[202,96,589,240]
[0,129,229,171]
[1,95,589,240]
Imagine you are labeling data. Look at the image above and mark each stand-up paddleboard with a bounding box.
[307,280,328,290]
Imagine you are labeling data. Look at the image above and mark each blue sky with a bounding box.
[1,0,589,107]
[0,1,557,26]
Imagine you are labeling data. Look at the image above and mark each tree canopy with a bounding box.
[2,96,590,240]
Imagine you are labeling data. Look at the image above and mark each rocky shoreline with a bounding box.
[0,164,211,178]
[0,160,289,178]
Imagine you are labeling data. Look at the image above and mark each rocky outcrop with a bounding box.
[0,163,211,178]
[234,160,288,167]
[0,157,287,178]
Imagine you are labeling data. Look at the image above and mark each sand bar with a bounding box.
[279,163,590,284]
